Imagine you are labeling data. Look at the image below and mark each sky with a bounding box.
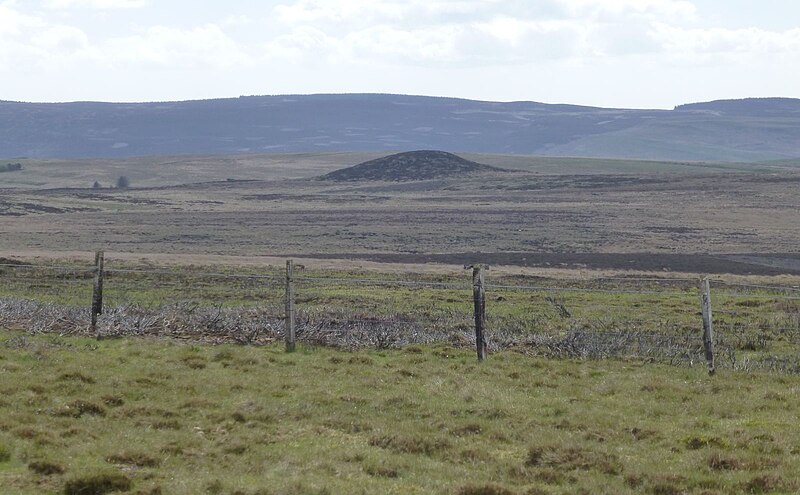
[1,0,799,108]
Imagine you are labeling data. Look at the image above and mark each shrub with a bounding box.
[116,176,130,189]
[0,163,22,172]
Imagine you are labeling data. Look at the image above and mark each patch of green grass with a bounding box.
[1,331,800,494]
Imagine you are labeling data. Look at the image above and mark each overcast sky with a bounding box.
[1,0,799,108]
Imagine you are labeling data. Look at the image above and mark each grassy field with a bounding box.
[2,332,800,495]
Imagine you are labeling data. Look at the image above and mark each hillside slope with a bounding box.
[1,95,799,161]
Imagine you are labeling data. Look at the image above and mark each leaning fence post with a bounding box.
[465,264,488,361]
[91,250,105,338]
[285,259,296,353]
[700,277,715,375]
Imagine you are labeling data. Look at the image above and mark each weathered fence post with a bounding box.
[285,259,296,352]
[700,277,715,375]
[91,250,105,338]
[466,264,488,361]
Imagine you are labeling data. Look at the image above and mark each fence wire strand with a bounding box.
[485,284,691,297]
[0,263,93,273]
[712,280,800,293]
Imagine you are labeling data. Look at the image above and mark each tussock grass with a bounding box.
[63,471,132,495]
[525,444,622,475]
[0,442,11,462]
[1,330,800,494]
[27,460,65,475]
[456,484,516,495]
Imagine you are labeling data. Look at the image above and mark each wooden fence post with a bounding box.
[700,277,715,375]
[466,264,488,361]
[285,259,296,353]
[91,250,104,338]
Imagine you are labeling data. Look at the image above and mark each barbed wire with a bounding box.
[104,267,282,282]
[2,261,800,299]
[712,292,800,301]
[484,284,691,297]
[711,280,800,293]
[594,276,699,283]
[0,263,93,272]
[296,276,470,290]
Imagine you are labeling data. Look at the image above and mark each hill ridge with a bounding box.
[2,94,800,161]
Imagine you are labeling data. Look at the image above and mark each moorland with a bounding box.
[1,152,799,276]
[2,150,800,495]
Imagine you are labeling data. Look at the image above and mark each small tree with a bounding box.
[92,181,102,189]
[116,176,130,189]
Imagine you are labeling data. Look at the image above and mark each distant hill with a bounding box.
[675,97,800,115]
[1,94,799,161]
[322,150,503,181]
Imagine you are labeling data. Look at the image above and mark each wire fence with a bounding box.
[1,256,799,373]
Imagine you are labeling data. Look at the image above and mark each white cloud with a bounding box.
[5,0,794,73]
[101,24,252,69]
[43,0,148,9]
[262,26,334,61]
[475,17,547,45]
[273,0,484,25]
[1,0,799,106]
[0,3,45,36]
[0,2,250,74]
[33,24,89,50]
[652,24,800,56]
[264,1,668,66]
[559,0,696,20]
[0,3,91,71]
[343,24,463,62]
